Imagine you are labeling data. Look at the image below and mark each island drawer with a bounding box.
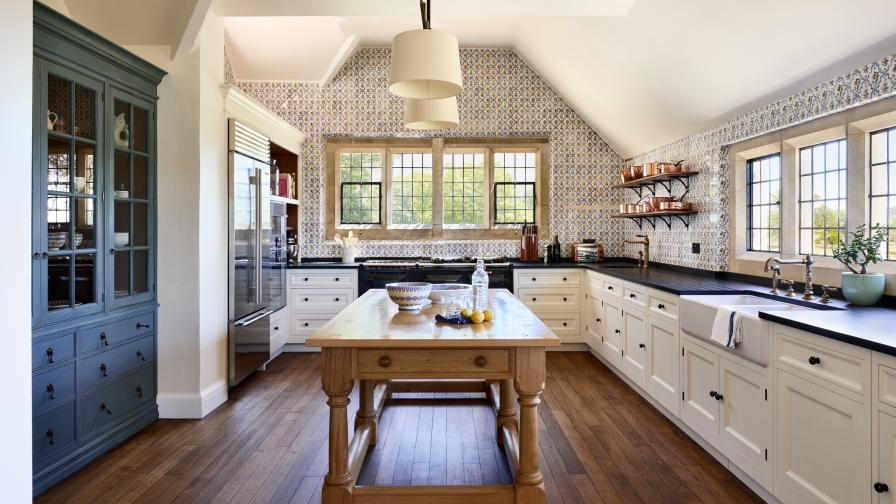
[78,312,154,354]
[289,289,354,313]
[775,327,869,396]
[289,271,356,288]
[357,349,512,378]
[517,270,580,287]
[516,288,580,312]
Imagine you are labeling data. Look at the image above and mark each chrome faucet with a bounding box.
[764,254,816,300]
[623,234,650,269]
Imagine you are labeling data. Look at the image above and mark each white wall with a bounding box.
[0,0,34,501]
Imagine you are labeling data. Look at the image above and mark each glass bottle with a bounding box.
[471,259,489,311]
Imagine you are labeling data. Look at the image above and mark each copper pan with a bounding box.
[643,162,660,176]
[658,160,686,173]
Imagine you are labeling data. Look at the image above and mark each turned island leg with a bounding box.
[355,380,378,446]
[321,348,354,504]
[514,348,546,504]
[496,379,517,445]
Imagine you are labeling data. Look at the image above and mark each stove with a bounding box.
[361,259,419,268]
[358,257,514,294]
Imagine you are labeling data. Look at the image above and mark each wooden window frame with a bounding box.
[325,137,550,241]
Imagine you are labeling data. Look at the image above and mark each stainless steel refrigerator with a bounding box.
[228,120,287,387]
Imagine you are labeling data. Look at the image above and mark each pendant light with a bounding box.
[404,96,459,130]
[388,0,463,100]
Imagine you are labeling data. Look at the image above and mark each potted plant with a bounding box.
[831,224,888,305]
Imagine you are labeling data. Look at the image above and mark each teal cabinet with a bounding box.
[31,2,166,496]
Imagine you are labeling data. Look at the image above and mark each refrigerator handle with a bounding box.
[235,308,274,327]
[255,166,263,306]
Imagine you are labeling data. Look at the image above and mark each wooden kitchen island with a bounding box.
[306,288,560,504]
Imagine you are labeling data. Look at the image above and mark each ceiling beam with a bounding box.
[319,34,361,88]
[172,0,213,59]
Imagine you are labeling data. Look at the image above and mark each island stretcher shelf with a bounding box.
[306,289,560,504]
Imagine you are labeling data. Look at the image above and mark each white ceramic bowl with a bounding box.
[385,282,432,311]
[47,232,66,250]
[428,283,473,304]
[114,232,129,248]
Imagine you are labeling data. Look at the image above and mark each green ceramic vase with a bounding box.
[840,272,885,306]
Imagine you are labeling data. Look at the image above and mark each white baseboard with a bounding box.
[158,379,228,419]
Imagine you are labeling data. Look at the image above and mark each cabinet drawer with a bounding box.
[536,312,581,337]
[603,279,623,298]
[516,288,580,312]
[32,333,75,370]
[80,366,156,437]
[33,400,76,462]
[289,271,355,288]
[648,293,679,320]
[776,330,868,395]
[290,315,330,337]
[518,270,580,287]
[270,309,288,352]
[79,334,155,392]
[623,286,646,307]
[357,349,511,378]
[78,312,154,354]
[33,362,75,412]
[289,289,353,313]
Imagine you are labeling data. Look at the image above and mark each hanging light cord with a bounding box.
[419,0,431,29]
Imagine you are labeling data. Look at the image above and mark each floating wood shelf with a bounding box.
[612,171,698,201]
[612,210,698,229]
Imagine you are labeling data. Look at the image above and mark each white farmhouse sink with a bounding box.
[680,294,822,366]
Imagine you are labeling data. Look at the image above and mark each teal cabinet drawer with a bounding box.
[79,334,154,392]
[33,362,75,412]
[32,333,75,370]
[80,366,155,437]
[34,400,76,462]
[78,312,154,354]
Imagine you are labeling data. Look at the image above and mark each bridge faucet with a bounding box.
[764,254,815,300]
[623,234,650,269]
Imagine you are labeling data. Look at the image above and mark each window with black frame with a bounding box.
[798,139,847,256]
[746,153,781,252]
[870,126,896,260]
[339,152,382,224]
[493,152,536,224]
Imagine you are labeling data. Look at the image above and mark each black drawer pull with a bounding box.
[100,332,109,346]
[629,293,636,299]
[532,297,537,302]
[47,428,55,445]
[303,322,309,327]
[709,391,723,401]
[304,297,309,302]
[47,383,55,400]
[100,402,112,415]
[531,277,536,281]
[638,343,646,349]
[614,329,621,334]
[874,482,889,493]
[335,277,340,282]
[562,322,568,327]
[562,277,567,281]
[136,323,150,330]
[808,356,821,365]
[274,326,279,331]
[596,318,601,322]
[334,297,340,302]
[562,297,568,302]
[657,303,665,310]
[474,356,488,368]
[100,363,108,377]
[607,286,613,291]
[303,277,309,281]
[378,356,392,368]
[46,347,54,364]
[137,350,146,362]
[137,385,143,398]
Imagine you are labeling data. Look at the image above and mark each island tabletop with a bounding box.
[305,288,561,348]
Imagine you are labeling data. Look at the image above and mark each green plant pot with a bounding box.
[840,272,886,306]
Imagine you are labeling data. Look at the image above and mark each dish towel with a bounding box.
[710,307,744,348]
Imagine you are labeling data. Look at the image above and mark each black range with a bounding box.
[358,257,513,295]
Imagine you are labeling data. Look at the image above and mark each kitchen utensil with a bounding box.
[385,282,433,311]
[620,170,635,183]
[73,233,83,248]
[428,283,473,304]
[47,232,66,250]
[658,160,686,173]
[643,162,660,176]
[629,165,644,179]
[648,196,673,210]
[658,201,691,211]
[636,203,652,213]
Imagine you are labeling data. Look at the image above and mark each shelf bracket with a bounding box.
[672,213,692,228]
[670,175,691,200]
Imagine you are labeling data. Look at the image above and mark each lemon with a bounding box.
[482,309,494,322]
[470,311,485,324]
[460,308,473,318]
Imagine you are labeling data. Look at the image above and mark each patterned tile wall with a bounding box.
[229,48,625,258]
[628,53,896,271]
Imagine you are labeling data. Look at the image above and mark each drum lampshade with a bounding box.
[404,96,459,130]
[389,29,463,99]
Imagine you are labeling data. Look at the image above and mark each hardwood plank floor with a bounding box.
[36,352,763,504]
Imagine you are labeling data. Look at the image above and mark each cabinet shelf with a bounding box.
[612,210,698,229]
[271,195,299,206]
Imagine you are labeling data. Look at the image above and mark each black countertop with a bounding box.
[288,260,361,269]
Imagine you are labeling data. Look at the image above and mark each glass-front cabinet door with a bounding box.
[34,60,104,325]
[108,90,155,308]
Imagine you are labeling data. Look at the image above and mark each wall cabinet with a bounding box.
[32,4,165,495]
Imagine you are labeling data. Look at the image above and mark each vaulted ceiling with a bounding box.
[45,0,896,157]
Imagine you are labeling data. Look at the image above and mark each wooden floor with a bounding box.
[36,352,763,504]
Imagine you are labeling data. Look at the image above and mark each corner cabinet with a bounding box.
[31,3,165,496]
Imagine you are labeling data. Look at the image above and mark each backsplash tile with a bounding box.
[230,48,625,258]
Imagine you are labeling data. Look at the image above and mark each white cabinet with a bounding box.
[719,357,771,489]
[287,269,357,347]
[582,292,603,351]
[601,296,624,367]
[775,368,870,504]
[513,269,583,344]
[876,410,896,504]
[681,338,720,443]
[620,307,648,387]
[646,316,680,415]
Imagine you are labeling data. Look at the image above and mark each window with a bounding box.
[443,151,486,226]
[870,126,896,259]
[799,139,847,256]
[339,151,382,224]
[391,152,433,225]
[746,154,781,252]
[493,152,537,224]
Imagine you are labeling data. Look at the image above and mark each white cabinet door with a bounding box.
[602,297,623,367]
[719,357,771,490]
[646,316,680,415]
[620,308,648,388]
[876,410,896,504]
[681,339,720,443]
[775,369,870,504]
[583,294,603,353]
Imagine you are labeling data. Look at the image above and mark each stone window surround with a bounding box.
[325,137,551,241]
[728,95,896,285]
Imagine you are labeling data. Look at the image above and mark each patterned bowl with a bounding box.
[429,283,473,304]
[385,282,433,311]
[47,231,67,250]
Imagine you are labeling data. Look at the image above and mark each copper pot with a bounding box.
[643,162,660,176]
[621,170,635,183]
[658,201,691,211]
[629,165,644,179]
[619,203,638,214]
[657,160,686,173]
[648,196,673,210]
[635,203,652,214]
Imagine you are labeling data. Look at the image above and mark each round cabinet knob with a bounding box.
[638,343,646,349]
[596,318,602,323]
[715,393,724,401]
[474,356,488,368]
[614,329,621,334]
[303,322,309,327]
[629,293,636,299]
[709,390,717,398]
[562,322,568,327]
[378,356,392,368]
[274,326,279,331]
[874,482,889,493]
[303,277,309,282]
[607,286,613,291]
[532,297,537,302]
[562,297,567,302]
[335,297,340,302]
[531,277,536,282]
[304,298,309,302]
[657,304,665,310]
[562,277,567,281]
[335,277,340,281]
[808,356,821,365]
